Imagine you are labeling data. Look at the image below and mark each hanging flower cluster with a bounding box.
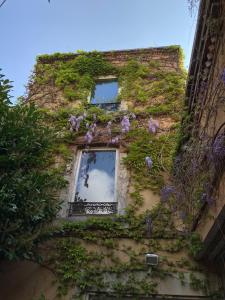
[85,121,97,144]
[121,115,130,133]
[221,68,225,84]
[148,117,159,134]
[69,114,85,132]
[210,133,225,164]
[111,136,120,144]
[160,186,176,202]
[145,156,153,170]
[68,111,161,171]
[201,193,214,206]
[106,121,112,136]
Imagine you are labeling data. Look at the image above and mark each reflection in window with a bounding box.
[91,80,119,107]
[69,150,117,215]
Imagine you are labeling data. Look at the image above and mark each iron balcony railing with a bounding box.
[68,201,117,216]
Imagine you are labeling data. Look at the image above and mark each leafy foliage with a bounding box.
[34,51,117,102]
[124,128,178,191]
[0,72,64,260]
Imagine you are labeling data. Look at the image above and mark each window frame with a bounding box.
[87,76,121,108]
[70,148,119,215]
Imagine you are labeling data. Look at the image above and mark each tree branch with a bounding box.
[0,0,7,8]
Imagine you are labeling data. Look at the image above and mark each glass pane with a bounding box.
[91,80,118,104]
[75,150,116,203]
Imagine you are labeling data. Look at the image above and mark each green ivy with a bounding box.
[124,128,178,191]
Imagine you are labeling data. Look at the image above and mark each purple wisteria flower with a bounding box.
[201,193,214,206]
[69,115,84,132]
[148,117,159,134]
[111,136,120,144]
[106,121,112,136]
[121,116,130,133]
[221,68,225,84]
[160,186,175,202]
[145,156,153,170]
[90,123,97,133]
[85,131,93,144]
[206,196,214,206]
[211,134,225,163]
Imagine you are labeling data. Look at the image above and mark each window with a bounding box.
[90,79,119,111]
[68,149,118,216]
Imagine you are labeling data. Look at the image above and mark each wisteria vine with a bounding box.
[160,67,225,230]
[69,112,159,170]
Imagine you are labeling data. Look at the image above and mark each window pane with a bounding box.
[91,80,118,104]
[75,150,116,203]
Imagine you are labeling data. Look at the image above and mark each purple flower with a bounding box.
[148,117,159,134]
[221,68,225,84]
[206,197,214,206]
[201,193,214,206]
[90,123,97,133]
[111,136,119,144]
[210,134,225,163]
[85,131,93,144]
[69,115,76,127]
[145,156,153,170]
[69,115,82,132]
[121,116,130,133]
[106,121,112,136]
[160,186,175,202]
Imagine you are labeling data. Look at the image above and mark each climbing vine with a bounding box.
[25,48,222,299]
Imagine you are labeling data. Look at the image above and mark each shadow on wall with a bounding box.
[0,261,72,300]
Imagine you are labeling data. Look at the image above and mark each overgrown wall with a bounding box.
[0,46,221,300]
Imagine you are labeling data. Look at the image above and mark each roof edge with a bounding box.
[36,45,182,64]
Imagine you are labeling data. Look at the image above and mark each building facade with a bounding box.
[0,44,222,299]
[181,0,225,293]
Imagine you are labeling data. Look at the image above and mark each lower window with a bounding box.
[68,149,118,216]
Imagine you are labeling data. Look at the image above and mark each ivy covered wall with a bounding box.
[6,46,222,300]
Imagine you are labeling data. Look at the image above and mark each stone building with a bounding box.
[180,0,225,293]
[0,43,222,298]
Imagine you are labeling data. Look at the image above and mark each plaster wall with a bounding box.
[196,5,225,240]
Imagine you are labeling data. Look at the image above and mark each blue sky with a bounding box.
[0,0,198,103]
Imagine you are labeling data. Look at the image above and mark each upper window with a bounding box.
[69,149,117,216]
[90,79,119,111]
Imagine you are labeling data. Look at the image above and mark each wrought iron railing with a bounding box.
[68,201,117,216]
[89,103,120,111]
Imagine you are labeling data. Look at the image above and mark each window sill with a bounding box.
[88,103,120,111]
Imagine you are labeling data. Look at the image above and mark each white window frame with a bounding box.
[71,148,119,207]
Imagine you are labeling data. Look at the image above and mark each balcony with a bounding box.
[68,201,117,216]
